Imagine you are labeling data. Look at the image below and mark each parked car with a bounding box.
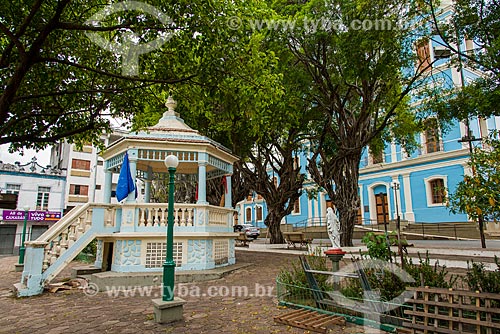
[233,224,260,239]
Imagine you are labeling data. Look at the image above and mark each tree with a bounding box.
[425,0,500,121]
[126,2,310,243]
[448,134,500,245]
[170,31,313,244]
[423,0,500,247]
[272,0,430,246]
[231,36,317,244]
[238,130,307,244]
[170,0,433,245]
[0,0,264,151]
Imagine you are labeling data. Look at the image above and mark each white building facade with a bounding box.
[0,158,65,254]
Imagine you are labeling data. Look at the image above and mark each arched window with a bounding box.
[368,145,384,165]
[293,156,300,170]
[416,39,431,70]
[292,198,300,214]
[273,176,278,188]
[430,179,445,204]
[372,150,384,164]
[245,207,252,222]
[424,176,447,206]
[256,206,263,221]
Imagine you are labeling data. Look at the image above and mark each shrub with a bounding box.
[277,254,331,290]
[465,256,500,294]
[367,268,408,302]
[404,251,457,289]
[361,232,394,261]
[76,239,97,263]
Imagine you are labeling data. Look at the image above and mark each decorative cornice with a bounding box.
[0,157,64,176]
[360,149,469,178]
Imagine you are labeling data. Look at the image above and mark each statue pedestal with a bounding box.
[324,249,346,272]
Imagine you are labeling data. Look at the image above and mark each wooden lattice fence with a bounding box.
[403,287,500,334]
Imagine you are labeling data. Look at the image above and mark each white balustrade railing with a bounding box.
[208,207,231,227]
[136,203,233,228]
[30,203,117,272]
[137,203,196,227]
[30,202,233,272]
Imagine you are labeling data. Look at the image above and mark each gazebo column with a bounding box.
[225,173,232,208]
[197,158,208,205]
[126,149,138,203]
[144,166,153,203]
[104,169,112,204]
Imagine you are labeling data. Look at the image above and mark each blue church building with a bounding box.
[238,2,500,231]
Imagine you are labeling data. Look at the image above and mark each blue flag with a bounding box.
[116,152,136,202]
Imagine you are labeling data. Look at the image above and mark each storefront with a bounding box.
[0,210,61,254]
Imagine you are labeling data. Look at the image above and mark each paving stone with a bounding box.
[0,252,376,334]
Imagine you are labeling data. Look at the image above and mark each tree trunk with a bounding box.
[478,215,487,248]
[265,210,284,244]
[331,150,362,247]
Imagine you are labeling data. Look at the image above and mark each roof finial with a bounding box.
[165,96,177,116]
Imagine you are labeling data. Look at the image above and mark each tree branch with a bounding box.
[38,57,195,84]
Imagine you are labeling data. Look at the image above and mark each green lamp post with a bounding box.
[18,205,30,265]
[163,154,179,301]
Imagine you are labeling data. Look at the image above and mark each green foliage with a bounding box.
[81,239,97,256]
[404,252,457,289]
[447,134,500,222]
[277,255,332,291]
[76,240,97,263]
[269,0,428,246]
[366,268,408,302]
[0,0,276,151]
[465,256,500,294]
[361,232,394,261]
[339,279,363,300]
[426,0,500,122]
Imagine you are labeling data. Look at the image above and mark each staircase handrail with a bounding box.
[28,203,113,243]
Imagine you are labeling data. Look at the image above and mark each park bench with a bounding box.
[283,232,313,250]
[235,232,252,247]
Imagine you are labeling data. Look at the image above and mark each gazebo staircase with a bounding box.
[14,203,117,296]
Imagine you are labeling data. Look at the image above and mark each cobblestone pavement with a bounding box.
[0,252,382,334]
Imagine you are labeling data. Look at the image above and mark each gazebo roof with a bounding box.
[101,98,238,176]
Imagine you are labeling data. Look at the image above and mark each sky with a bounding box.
[0,144,51,166]
[0,117,130,167]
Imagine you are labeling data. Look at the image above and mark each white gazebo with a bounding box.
[17,98,238,296]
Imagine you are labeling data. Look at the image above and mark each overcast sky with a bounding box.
[0,144,51,166]
[0,118,130,167]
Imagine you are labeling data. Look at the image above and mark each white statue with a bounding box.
[326,207,341,249]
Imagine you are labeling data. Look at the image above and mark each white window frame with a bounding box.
[368,145,384,165]
[245,207,252,223]
[36,186,51,210]
[255,205,263,222]
[292,197,301,215]
[422,118,443,155]
[424,175,448,207]
[6,184,21,195]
